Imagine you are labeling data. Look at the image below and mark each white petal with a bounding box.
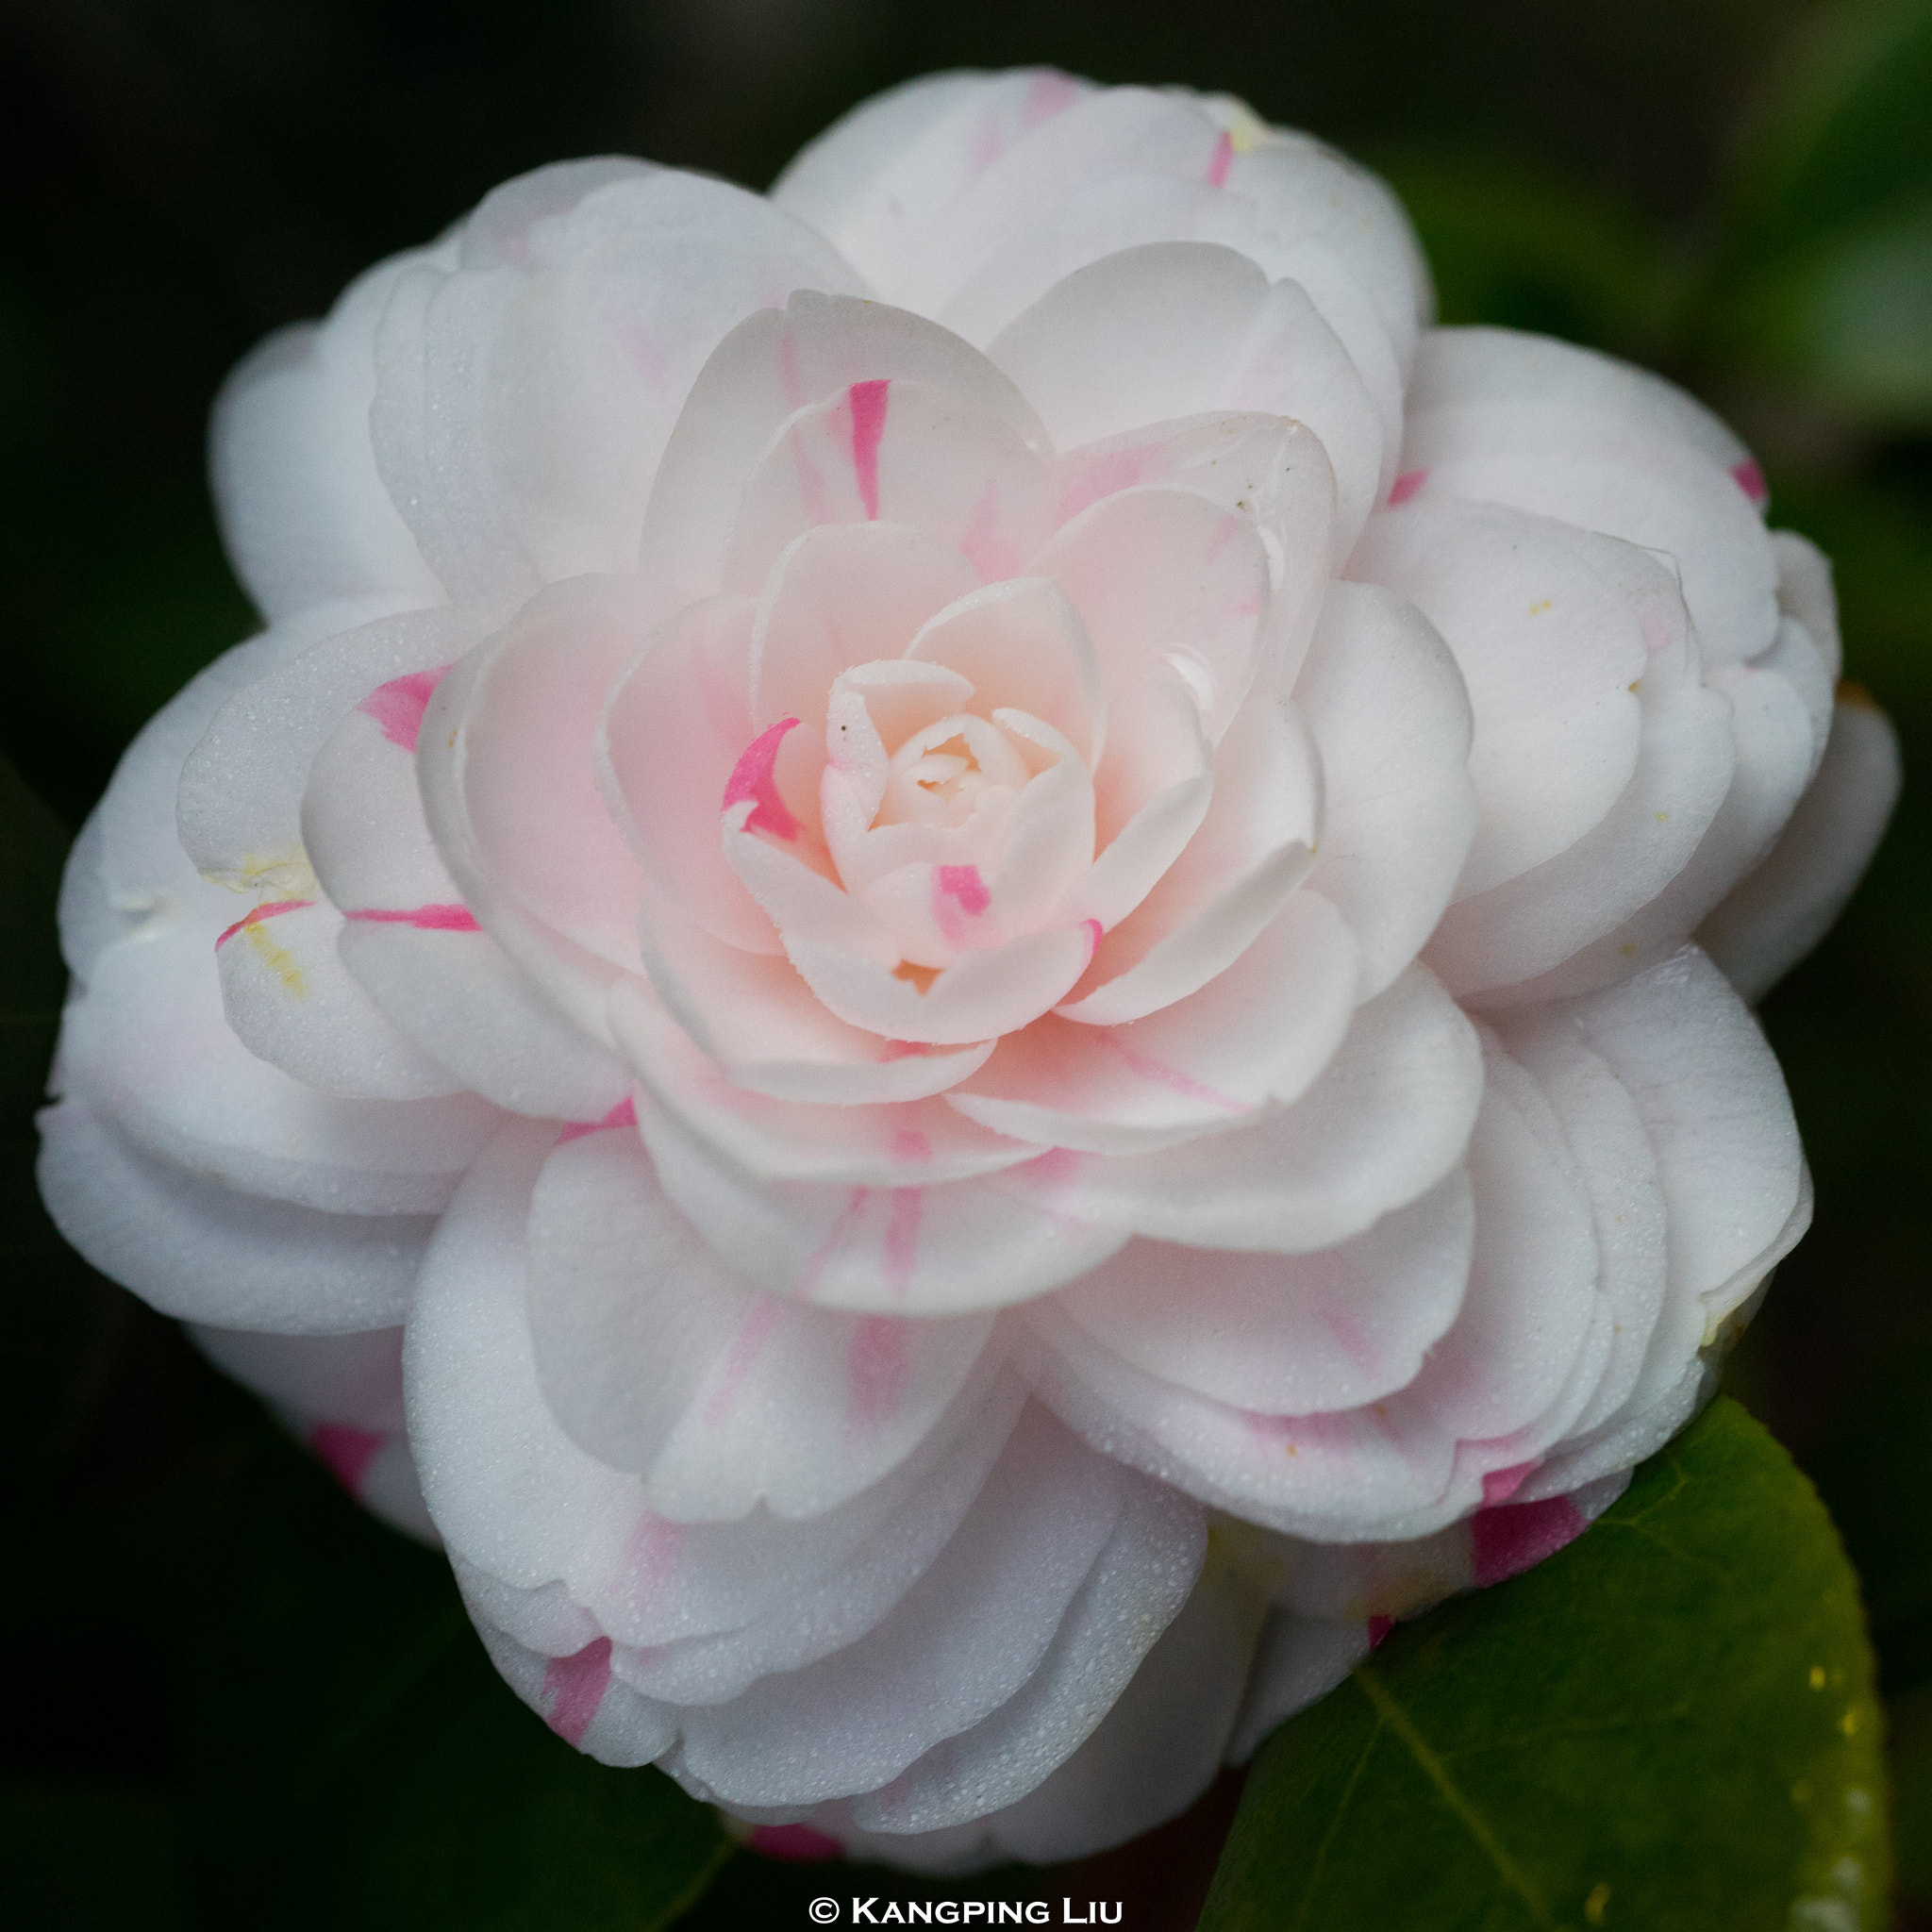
[992,242,1383,544]
[1048,1167,1474,1414]
[211,246,447,626]
[639,291,1045,609]
[39,1094,431,1333]
[525,1124,993,1518]
[1700,693,1900,1000]
[1014,962,1482,1252]
[1293,582,1475,998]
[1349,502,1645,895]
[635,1088,1125,1315]
[948,891,1359,1153]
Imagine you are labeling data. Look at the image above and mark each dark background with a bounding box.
[3,1,1929,1924]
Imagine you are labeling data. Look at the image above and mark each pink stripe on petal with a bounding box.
[932,864,992,947]
[883,1189,922,1297]
[936,864,991,916]
[1055,445,1150,525]
[1081,918,1103,960]
[1367,1614,1394,1651]
[1022,69,1080,131]
[703,1297,780,1426]
[1207,129,1234,189]
[800,1186,874,1298]
[558,1097,638,1145]
[542,1638,612,1748]
[750,1824,844,1863]
[215,897,314,951]
[1470,1494,1588,1589]
[1105,1035,1248,1114]
[342,904,483,931]
[1731,458,1769,507]
[845,1315,908,1439]
[959,481,1023,580]
[849,379,891,522]
[1388,469,1428,506]
[891,1128,932,1164]
[1480,1460,1538,1507]
[309,1423,385,1493]
[723,718,803,841]
[357,664,453,753]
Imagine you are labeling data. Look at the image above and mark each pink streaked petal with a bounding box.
[598,592,782,957]
[750,1824,844,1863]
[906,575,1108,769]
[846,1321,904,1444]
[750,522,983,736]
[214,897,314,951]
[1030,486,1270,745]
[1206,128,1233,189]
[309,1422,386,1492]
[641,291,1046,607]
[543,1637,613,1747]
[1469,1494,1589,1589]
[849,377,890,519]
[786,921,1096,1046]
[636,893,992,1107]
[558,1096,639,1145]
[1480,1459,1539,1507]
[1731,458,1769,507]
[724,718,805,841]
[1366,1614,1393,1651]
[1388,468,1427,506]
[357,663,454,753]
[343,903,484,932]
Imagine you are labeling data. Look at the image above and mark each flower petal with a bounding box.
[640,291,1046,609]
[1294,581,1476,1000]
[1015,962,1482,1252]
[635,1088,1124,1314]
[948,891,1359,1154]
[525,1124,994,1517]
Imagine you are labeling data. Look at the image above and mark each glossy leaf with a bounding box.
[1705,0,1932,426]
[1201,1398,1888,1932]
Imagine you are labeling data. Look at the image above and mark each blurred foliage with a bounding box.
[1206,1401,1889,1931]
[1,0,1929,1926]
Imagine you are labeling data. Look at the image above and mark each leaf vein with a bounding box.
[1354,1662,1557,1929]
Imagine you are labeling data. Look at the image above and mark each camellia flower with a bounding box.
[40,70,1898,1869]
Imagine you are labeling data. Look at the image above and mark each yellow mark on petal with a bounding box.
[1619,944,1638,958]
[244,918,307,997]
[1528,598,1554,615]
[1655,811,1670,822]
[1208,94,1272,152]
[892,960,940,994]
[1840,1706,1860,1737]
[1585,1881,1611,1924]
[1628,678,1642,693]
[202,849,317,899]
[1810,1665,1828,1690]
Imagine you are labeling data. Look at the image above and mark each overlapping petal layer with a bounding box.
[39,68,1894,1873]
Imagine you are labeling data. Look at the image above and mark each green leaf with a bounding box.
[1200,1398,1888,1932]
[1375,155,1674,360]
[179,1419,728,1932]
[1704,0,1932,428]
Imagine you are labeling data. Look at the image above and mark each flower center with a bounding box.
[876,711,1030,830]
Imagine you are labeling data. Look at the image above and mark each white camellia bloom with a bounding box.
[40,71,1898,1868]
